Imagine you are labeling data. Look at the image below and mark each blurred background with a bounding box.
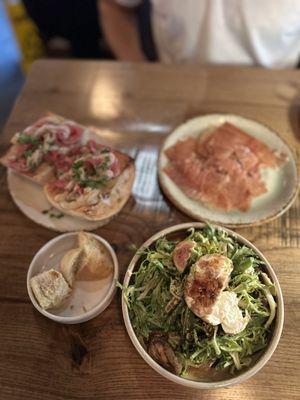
[0,0,156,132]
[0,0,106,132]
[0,1,24,132]
[1,0,300,132]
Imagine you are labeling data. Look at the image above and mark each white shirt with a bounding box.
[115,0,300,68]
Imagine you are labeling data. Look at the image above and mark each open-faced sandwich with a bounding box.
[1,113,135,224]
[44,140,135,222]
[0,113,84,184]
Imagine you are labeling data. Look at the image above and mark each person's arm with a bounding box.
[99,0,147,61]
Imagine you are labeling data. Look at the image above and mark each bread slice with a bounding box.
[1,145,56,185]
[60,248,86,287]
[0,112,81,185]
[44,158,135,222]
[76,232,114,280]
[30,269,71,310]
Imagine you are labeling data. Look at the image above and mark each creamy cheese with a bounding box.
[184,254,233,321]
[206,291,250,334]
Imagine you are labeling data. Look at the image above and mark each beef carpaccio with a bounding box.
[163,122,286,212]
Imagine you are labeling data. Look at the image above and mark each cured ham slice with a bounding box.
[164,122,285,212]
[165,138,205,188]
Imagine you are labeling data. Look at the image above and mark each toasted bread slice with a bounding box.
[44,159,135,222]
[1,144,56,185]
[0,113,82,185]
[76,232,114,280]
[30,269,71,310]
[60,248,86,287]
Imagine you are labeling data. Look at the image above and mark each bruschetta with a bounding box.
[44,140,135,222]
[0,113,84,185]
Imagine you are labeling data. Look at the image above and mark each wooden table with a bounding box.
[0,60,299,400]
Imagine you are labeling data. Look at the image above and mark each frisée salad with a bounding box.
[120,225,277,379]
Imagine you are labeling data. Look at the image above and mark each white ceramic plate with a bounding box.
[122,222,284,389]
[158,114,299,227]
[27,232,118,324]
[8,170,106,232]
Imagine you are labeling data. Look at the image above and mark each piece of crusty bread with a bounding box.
[1,145,55,185]
[30,269,71,310]
[76,232,114,280]
[0,113,69,185]
[60,247,86,287]
[44,160,135,222]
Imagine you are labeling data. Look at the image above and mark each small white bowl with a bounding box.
[27,232,118,324]
[122,222,284,389]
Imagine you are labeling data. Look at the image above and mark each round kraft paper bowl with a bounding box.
[121,222,284,389]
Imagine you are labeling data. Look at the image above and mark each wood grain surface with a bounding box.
[0,60,299,400]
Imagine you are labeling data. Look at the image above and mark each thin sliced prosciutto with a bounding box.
[164,122,286,212]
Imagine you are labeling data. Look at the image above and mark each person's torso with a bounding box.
[151,0,300,67]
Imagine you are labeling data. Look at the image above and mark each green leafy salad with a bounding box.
[120,225,277,378]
